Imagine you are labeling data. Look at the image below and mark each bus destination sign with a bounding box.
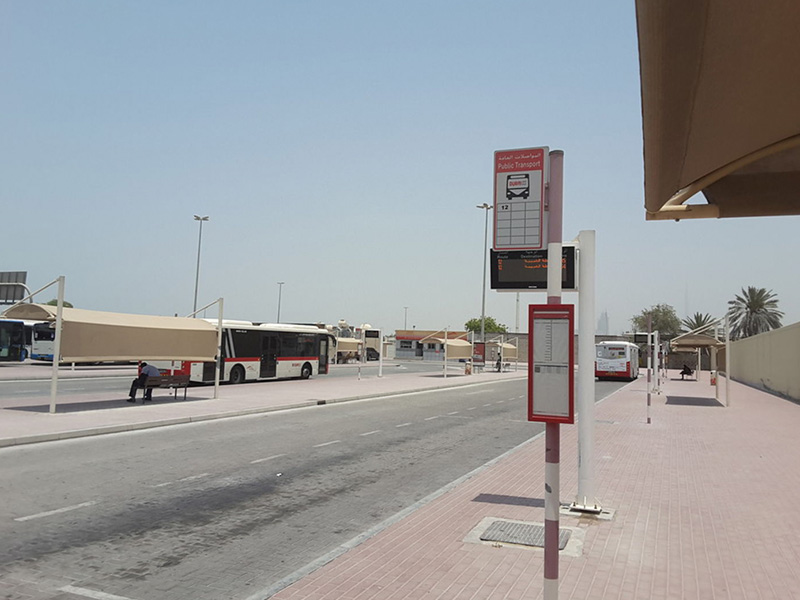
[490,245,576,291]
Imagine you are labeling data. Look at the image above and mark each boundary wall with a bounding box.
[731,320,800,401]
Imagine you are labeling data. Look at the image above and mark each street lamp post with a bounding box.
[193,215,209,316]
[277,282,285,323]
[404,306,409,330]
[476,203,493,342]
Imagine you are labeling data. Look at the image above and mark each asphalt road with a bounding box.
[0,376,628,600]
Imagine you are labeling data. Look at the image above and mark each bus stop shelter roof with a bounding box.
[670,333,724,353]
[636,0,800,221]
[429,338,473,360]
[1,303,218,363]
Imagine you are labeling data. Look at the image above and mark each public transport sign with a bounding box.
[528,304,575,424]
[493,147,548,251]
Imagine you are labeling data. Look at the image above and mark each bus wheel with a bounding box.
[301,363,312,379]
[230,365,245,385]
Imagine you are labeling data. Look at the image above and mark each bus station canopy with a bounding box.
[488,341,518,359]
[335,338,361,353]
[1,303,218,362]
[430,338,473,360]
[636,0,800,220]
[670,333,724,353]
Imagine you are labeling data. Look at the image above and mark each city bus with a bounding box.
[31,321,56,361]
[152,320,336,384]
[595,341,640,381]
[0,318,26,362]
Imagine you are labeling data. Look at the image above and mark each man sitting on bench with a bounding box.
[680,364,694,380]
[128,362,160,402]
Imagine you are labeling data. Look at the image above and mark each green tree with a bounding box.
[630,304,682,339]
[464,316,508,334]
[681,312,716,333]
[728,286,783,340]
[45,298,74,308]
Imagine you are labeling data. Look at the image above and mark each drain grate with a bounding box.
[479,520,571,550]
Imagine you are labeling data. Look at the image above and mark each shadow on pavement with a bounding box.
[6,395,207,413]
[472,493,545,508]
[665,395,724,407]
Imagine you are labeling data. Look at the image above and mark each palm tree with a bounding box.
[728,286,783,340]
[681,312,716,333]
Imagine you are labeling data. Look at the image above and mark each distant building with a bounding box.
[597,310,609,335]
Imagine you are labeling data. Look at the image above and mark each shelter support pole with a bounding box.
[575,230,598,512]
[725,312,731,407]
[49,276,65,414]
[544,149,563,600]
[646,316,652,425]
[443,327,448,378]
[214,298,223,400]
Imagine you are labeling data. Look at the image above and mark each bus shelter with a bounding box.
[2,303,218,362]
[1,303,218,412]
[669,332,725,378]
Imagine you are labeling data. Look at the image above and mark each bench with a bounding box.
[142,374,191,400]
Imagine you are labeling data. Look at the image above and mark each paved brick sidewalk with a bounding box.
[270,372,800,600]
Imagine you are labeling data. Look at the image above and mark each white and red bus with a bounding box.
[153,321,335,384]
[595,341,640,381]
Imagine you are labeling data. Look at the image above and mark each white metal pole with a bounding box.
[646,315,652,425]
[193,215,208,316]
[576,230,597,510]
[378,333,384,378]
[725,312,731,407]
[49,275,65,414]
[214,297,223,399]
[443,327,448,379]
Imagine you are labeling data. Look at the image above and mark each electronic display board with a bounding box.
[490,245,576,291]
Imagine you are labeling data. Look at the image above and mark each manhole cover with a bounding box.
[480,520,571,550]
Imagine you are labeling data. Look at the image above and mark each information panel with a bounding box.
[528,304,574,424]
[490,245,576,291]
[493,147,548,251]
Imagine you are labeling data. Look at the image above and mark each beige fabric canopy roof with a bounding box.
[488,341,518,359]
[2,304,218,362]
[430,338,473,360]
[670,333,724,353]
[335,338,361,353]
[636,1,800,220]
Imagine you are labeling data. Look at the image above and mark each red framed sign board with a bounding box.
[528,304,575,424]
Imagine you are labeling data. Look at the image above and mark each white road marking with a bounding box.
[467,407,477,411]
[465,391,484,395]
[447,411,460,415]
[152,472,210,488]
[60,585,137,600]
[179,473,209,482]
[313,440,341,448]
[359,430,381,436]
[424,416,440,421]
[251,453,287,464]
[483,403,493,407]
[396,422,412,428]
[15,501,97,522]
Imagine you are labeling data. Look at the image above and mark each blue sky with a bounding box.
[2,1,798,335]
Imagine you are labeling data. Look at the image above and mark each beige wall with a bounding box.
[730,321,800,401]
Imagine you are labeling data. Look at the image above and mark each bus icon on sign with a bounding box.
[506,174,530,199]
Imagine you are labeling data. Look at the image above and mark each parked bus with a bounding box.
[0,318,26,362]
[31,321,56,361]
[595,341,640,381]
[152,320,335,384]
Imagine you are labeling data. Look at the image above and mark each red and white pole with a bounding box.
[544,150,564,599]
